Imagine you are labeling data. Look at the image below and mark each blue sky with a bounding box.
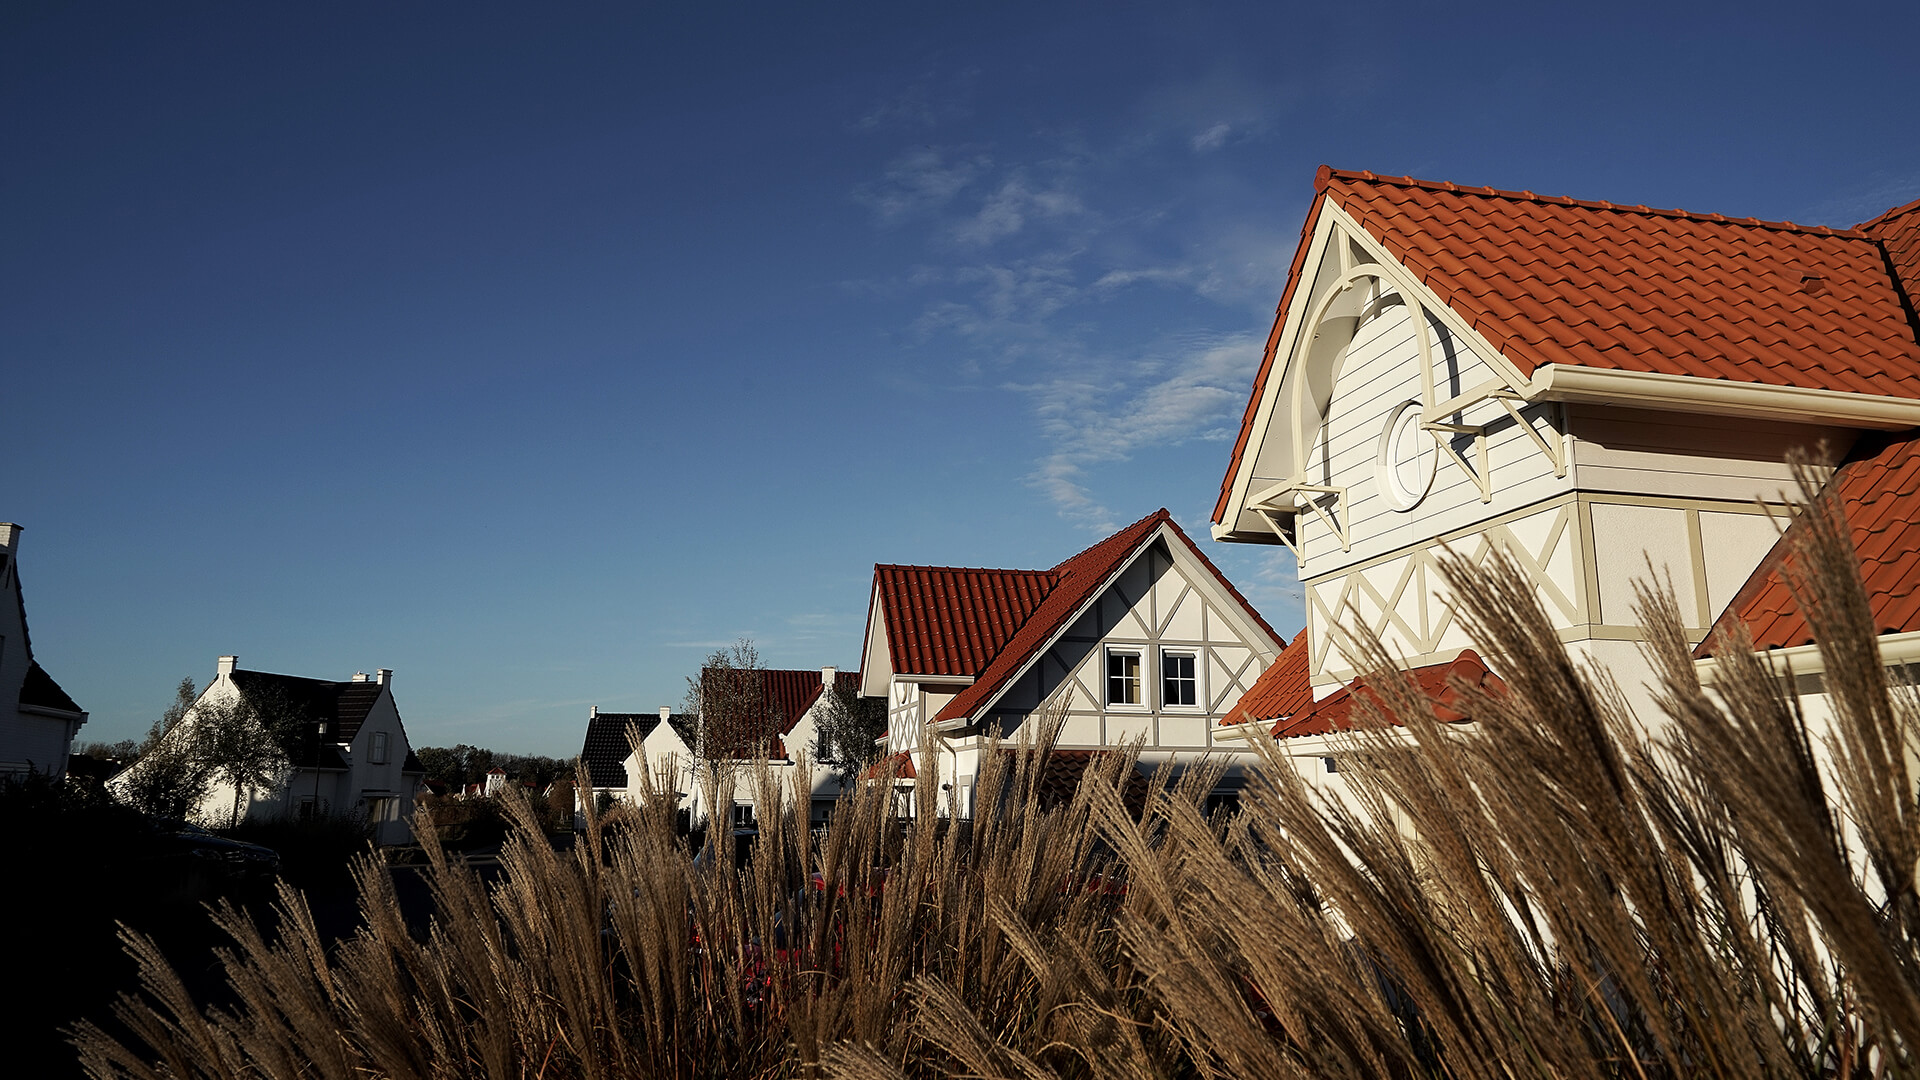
[7,2,1917,755]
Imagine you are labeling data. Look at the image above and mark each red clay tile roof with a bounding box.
[931,510,1282,726]
[1217,168,1920,524]
[870,566,1058,678]
[1272,650,1501,739]
[861,751,916,780]
[700,667,858,759]
[1223,629,1310,724]
[1860,197,1920,307]
[1702,430,1920,654]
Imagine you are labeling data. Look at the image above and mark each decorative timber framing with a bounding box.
[1224,201,1571,556]
[1305,490,1788,688]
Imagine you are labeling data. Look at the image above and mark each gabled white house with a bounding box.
[1213,168,1920,745]
[581,666,863,830]
[860,508,1287,816]
[0,523,87,779]
[110,655,425,843]
[579,705,696,815]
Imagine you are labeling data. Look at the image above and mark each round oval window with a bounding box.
[1375,401,1436,511]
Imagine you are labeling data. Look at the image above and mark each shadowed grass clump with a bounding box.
[71,466,1920,1078]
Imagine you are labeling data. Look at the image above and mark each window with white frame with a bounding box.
[1106,648,1142,706]
[371,731,389,764]
[1161,650,1198,707]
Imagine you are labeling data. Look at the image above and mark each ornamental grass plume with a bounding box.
[70,464,1920,1078]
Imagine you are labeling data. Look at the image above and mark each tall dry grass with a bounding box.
[72,467,1920,1078]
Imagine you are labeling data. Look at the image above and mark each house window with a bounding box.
[732,804,756,829]
[1161,650,1197,707]
[1106,649,1142,706]
[371,731,389,765]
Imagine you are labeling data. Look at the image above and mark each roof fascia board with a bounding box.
[1695,629,1920,681]
[859,582,892,698]
[1219,207,1343,536]
[19,703,86,721]
[941,524,1190,729]
[1322,201,1532,391]
[1526,365,1920,430]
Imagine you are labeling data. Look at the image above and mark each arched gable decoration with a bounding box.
[1236,204,1567,560]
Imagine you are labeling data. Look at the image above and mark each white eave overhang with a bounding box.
[1694,629,1920,682]
[1526,365,1920,431]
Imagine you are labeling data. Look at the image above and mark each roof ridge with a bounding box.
[874,562,1059,578]
[1319,165,1870,239]
[1049,508,1171,574]
[1858,195,1920,233]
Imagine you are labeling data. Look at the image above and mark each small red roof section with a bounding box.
[871,565,1058,678]
[1702,430,1920,654]
[860,751,916,781]
[926,510,1281,726]
[1224,629,1310,725]
[1860,196,1920,304]
[704,667,859,759]
[1273,650,1502,739]
[1218,169,1920,523]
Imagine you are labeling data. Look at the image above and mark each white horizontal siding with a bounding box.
[1299,300,1569,575]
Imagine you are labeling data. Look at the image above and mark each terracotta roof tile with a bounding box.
[872,565,1058,678]
[1223,629,1310,724]
[1272,650,1502,739]
[933,510,1177,725]
[1217,169,1920,524]
[868,511,1280,731]
[1703,430,1920,653]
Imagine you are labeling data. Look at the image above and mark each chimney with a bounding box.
[376,668,392,685]
[0,522,20,553]
[659,706,671,721]
[217,655,239,677]
[822,665,837,687]
[590,705,599,718]
[351,672,369,683]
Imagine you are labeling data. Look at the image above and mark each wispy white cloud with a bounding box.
[1803,171,1920,228]
[1191,122,1232,152]
[951,171,1085,246]
[1014,332,1265,531]
[853,147,992,225]
[852,67,979,132]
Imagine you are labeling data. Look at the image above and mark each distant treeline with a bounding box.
[413,744,574,790]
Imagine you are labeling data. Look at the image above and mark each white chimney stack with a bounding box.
[0,522,21,553]
[351,672,369,683]
[590,705,599,718]
[376,668,392,685]
[217,655,239,677]
[822,665,836,687]
[659,706,672,721]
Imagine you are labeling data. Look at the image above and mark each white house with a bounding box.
[0,523,88,779]
[111,655,425,843]
[1211,168,1920,756]
[579,705,696,816]
[859,508,1288,816]
[580,666,862,830]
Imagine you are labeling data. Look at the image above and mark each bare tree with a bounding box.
[683,638,778,763]
[118,678,213,820]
